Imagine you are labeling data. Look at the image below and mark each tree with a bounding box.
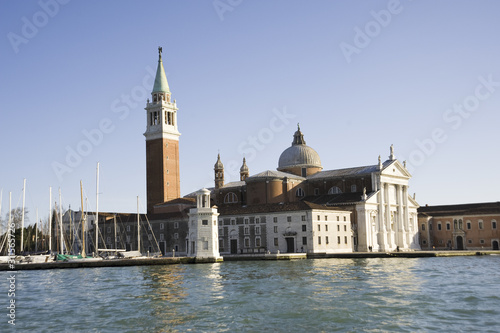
[4,207,30,229]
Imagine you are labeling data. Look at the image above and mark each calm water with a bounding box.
[4,256,500,332]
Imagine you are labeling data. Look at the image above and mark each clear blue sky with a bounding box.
[1,0,499,226]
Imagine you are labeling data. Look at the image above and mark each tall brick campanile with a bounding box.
[144,47,181,214]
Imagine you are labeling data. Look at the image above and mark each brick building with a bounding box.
[418,202,500,250]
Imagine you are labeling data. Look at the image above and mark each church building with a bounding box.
[140,47,421,256]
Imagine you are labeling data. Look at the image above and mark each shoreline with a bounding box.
[1,250,499,271]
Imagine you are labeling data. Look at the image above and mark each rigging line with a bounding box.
[136,200,160,254]
[141,212,161,255]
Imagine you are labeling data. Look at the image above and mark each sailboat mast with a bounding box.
[49,187,52,253]
[58,188,63,254]
[137,196,140,253]
[21,178,26,253]
[35,208,38,253]
[95,162,99,255]
[114,214,117,255]
[80,180,86,257]
[8,192,12,255]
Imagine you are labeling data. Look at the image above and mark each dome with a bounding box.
[214,153,224,170]
[277,125,322,171]
[278,145,322,170]
[240,158,249,172]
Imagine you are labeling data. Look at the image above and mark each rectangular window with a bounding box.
[421,224,425,231]
[274,226,278,233]
[344,216,347,221]
[174,233,179,239]
[337,216,340,221]
[351,185,357,192]
[344,225,347,232]
[302,225,306,232]
[244,218,249,224]
[338,236,341,244]
[317,224,321,231]
[345,236,348,244]
[318,236,321,245]
[107,227,111,233]
[438,223,442,231]
[446,223,450,230]
[256,237,261,247]
[160,223,164,230]
[337,225,340,232]
[160,233,164,241]
[274,238,278,246]
[467,222,471,230]
[273,217,278,223]
[202,220,208,225]
[326,236,329,244]
[244,238,250,247]
[287,216,292,222]
[244,227,249,235]
[480,239,485,244]
[325,224,328,232]
[106,237,111,243]
[493,221,497,229]
[302,237,307,245]
[429,223,433,231]
[479,221,484,230]
[325,215,328,221]
[301,215,306,221]
[317,215,320,221]
[256,226,260,235]
[174,222,179,229]
[231,219,236,225]
[256,218,260,224]
[314,188,319,195]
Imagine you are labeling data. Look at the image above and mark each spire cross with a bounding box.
[158,46,162,58]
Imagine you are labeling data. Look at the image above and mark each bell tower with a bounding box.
[144,47,181,214]
[214,153,224,189]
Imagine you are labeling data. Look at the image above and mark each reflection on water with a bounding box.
[13,256,500,332]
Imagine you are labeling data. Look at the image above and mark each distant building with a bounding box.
[418,202,500,250]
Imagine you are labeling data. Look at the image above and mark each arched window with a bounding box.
[296,188,305,197]
[328,186,342,194]
[224,192,238,203]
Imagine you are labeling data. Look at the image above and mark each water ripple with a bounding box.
[10,256,500,332]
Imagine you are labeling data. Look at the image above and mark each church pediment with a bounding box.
[381,160,411,179]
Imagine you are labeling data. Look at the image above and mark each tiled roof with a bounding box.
[218,201,349,216]
[418,202,500,216]
[302,193,365,205]
[307,160,393,180]
[221,181,246,189]
[246,170,305,181]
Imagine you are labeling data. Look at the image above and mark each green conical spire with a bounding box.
[152,47,170,93]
